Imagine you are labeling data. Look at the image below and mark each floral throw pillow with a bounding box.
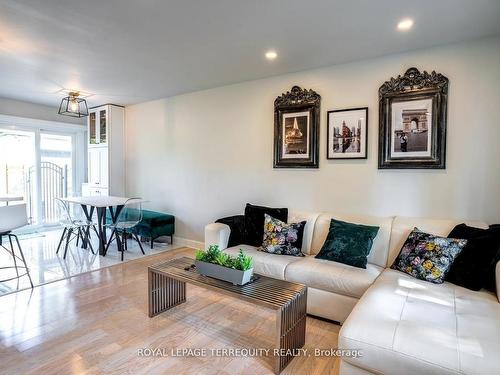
[391,228,467,284]
[260,214,306,256]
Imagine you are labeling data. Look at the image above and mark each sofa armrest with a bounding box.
[204,223,230,251]
[216,214,246,247]
[496,261,500,303]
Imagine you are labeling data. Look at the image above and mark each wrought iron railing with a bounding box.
[2,162,68,225]
[29,162,68,224]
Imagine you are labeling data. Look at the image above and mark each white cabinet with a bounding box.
[82,183,108,197]
[85,104,124,196]
[88,148,99,186]
[88,148,108,187]
[100,149,109,187]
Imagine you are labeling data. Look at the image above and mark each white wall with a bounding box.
[125,36,500,243]
[0,97,85,125]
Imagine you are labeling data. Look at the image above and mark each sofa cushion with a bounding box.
[224,244,301,280]
[446,224,500,291]
[284,256,383,298]
[288,211,320,256]
[215,215,245,247]
[315,219,380,269]
[310,213,393,268]
[261,214,306,256]
[388,216,488,268]
[391,228,467,284]
[244,203,288,247]
[339,268,500,375]
[497,261,500,302]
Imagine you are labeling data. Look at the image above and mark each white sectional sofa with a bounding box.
[205,211,500,375]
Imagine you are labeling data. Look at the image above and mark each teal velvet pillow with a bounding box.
[315,219,380,269]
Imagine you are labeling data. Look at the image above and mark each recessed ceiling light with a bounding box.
[397,18,414,31]
[265,50,277,60]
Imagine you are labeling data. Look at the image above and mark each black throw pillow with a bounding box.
[244,203,288,247]
[446,224,500,291]
[215,215,245,247]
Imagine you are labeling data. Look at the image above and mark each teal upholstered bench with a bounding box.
[135,210,175,248]
[106,209,175,249]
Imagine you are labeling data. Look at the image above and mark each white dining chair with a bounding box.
[0,204,34,288]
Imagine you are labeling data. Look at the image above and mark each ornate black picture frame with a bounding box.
[378,67,448,169]
[274,86,320,168]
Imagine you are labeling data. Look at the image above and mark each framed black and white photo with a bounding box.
[282,111,310,159]
[274,86,320,168]
[379,67,448,169]
[390,98,432,158]
[327,107,368,159]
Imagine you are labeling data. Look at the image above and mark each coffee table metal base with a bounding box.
[148,261,307,374]
[148,271,187,316]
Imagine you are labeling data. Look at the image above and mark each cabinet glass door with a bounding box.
[89,112,97,144]
[99,109,107,144]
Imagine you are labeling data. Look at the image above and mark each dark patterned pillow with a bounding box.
[391,228,467,284]
[260,214,306,256]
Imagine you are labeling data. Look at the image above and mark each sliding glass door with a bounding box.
[0,122,84,227]
[0,129,36,222]
[37,132,74,224]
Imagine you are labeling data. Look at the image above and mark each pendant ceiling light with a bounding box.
[58,91,89,117]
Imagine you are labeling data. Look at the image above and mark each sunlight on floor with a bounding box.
[0,228,180,296]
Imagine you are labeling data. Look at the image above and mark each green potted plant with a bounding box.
[195,245,253,285]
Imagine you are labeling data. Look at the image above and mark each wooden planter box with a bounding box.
[195,260,253,285]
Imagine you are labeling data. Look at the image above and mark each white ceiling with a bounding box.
[1,0,500,108]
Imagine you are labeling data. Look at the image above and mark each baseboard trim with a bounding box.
[174,236,204,249]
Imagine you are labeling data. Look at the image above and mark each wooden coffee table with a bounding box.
[148,257,307,374]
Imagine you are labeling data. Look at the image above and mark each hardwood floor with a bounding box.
[0,247,340,375]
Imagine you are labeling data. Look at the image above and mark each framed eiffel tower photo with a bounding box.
[273,86,320,168]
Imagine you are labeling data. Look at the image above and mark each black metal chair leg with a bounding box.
[151,237,154,249]
[13,234,33,288]
[119,234,124,261]
[124,231,128,251]
[133,233,145,255]
[8,235,19,277]
[115,230,123,261]
[104,229,116,256]
[86,228,95,254]
[78,228,86,248]
[82,226,89,248]
[56,228,67,254]
[63,228,73,259]
[76,228,81,247]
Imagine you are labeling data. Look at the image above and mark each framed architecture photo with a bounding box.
[327,107,368,159]
[274,86,320,168]
[379,67,449,169]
